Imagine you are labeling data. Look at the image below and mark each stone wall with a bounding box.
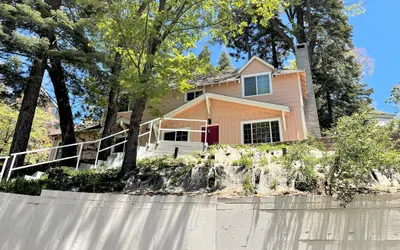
[1,191,400,249]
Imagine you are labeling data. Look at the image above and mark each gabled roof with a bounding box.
[238,56,275,74]
[164,92,290,118]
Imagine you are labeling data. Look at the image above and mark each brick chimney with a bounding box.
[295,43,321,137]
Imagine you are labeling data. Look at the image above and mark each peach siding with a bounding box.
[118,58,306,143]
[161,98,304,144]
[240,59,273,75]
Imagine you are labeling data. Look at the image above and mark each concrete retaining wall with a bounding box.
[1,191,400,250]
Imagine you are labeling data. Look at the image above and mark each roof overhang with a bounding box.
[164,92,290,118]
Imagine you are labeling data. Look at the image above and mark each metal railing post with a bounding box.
[148,120,153,146]
[204,121,208,146]
[94,140,101,168]
[0,157,9,181]
[75,143,83,171]
[7,154,16,181]
[157,119,163,143]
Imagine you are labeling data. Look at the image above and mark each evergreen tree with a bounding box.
[0,0,100,173]
[198,46,215,73]
[217,50,234,71]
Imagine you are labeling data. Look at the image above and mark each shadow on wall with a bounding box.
[0,192,399,250]
[0,192,216,250]
[216,195,397,250]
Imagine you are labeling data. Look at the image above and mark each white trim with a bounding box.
[240,118,283,144]
[162,127,190,142]
[297,73,308,139]
[164,92,290,118]
[241,72,273,98]
[184,89,204,102]
[238,56,275,74]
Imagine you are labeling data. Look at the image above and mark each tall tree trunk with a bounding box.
[119,96,147,177]
[271,32,279,68]
[5,58,46,177]
[326,89,334,128]
[98,52,122,161]
[47,58,77,166]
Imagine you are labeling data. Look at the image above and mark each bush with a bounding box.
[0,167,124,196]
[279,140,322,192]
[243,175,255,195]
[326,112,400,205]
[232,154,253,169]
[0,178,46,196]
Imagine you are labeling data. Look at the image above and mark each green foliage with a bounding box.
[0,102,53,162]
[387,85,400,111]
[243,174,254,195]
[217,50,234,71]
[280,140,323,192]
[269,178,278,190]
[0,167,124,196]
[259,156,269,167]
[0,178,46,196]
[232,154,253,169]
[326,112,400,205]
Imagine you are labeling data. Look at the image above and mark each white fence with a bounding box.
[0,117,208,181]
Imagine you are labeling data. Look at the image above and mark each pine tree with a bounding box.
[198,46,215,73]
[217,50,234,71]
[0,1,100,173]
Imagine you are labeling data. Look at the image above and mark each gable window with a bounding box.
[185,90,203,102]
[163,130,189,141]
[242,73,272,97]
[242,119,281,144]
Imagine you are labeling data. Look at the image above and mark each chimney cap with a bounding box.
[295,43,309,49]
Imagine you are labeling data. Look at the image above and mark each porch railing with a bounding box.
[0,117,208,181]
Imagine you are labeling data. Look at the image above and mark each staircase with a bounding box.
[81,140,205,170]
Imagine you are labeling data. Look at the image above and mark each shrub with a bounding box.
[326,112,400,205]
[0,167,124,196]
[0,178,46,196]
[232,154,253,169]
[269,178,278,190]
[279,141,321,192]
[243,175,254,195]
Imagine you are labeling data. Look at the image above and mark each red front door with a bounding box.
[201,125,219,145]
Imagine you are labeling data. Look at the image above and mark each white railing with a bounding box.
[157,118,208,145]
[0,117,208,181]
[0,156,10,181]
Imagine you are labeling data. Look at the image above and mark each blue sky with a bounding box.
[196,0,398,113]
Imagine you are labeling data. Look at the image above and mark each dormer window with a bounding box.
[242,73,272,97]
[185,90,204,102]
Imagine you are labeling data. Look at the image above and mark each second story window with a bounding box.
[185,90,203,102]
[242,73,272,97]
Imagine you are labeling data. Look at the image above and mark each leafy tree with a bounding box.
[88,0,283,176]
[0,102,53,164]
[387,84,400,112]
[326,112,400,205]
[217,50,234,71]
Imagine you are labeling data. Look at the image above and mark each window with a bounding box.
[242,73,271,97]
[163,131,189,141]
[243,120,281,144]
[185,90,203,102]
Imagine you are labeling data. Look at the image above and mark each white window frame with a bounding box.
[162,127,190,142]
[184,89,204,102]
[240,118,282,144]
[241,72,273,98]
